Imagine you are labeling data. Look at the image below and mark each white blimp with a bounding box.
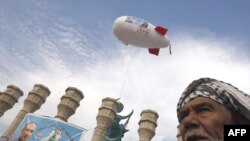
[113,16,171,55]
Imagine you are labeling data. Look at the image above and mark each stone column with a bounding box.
[176,125,183,141]
[91,97,119,141]
[55,87,84,122]
[2,84,50,139]
[138,109,159,141]
[0,85,23,117]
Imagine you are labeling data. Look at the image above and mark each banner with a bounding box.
[10,113,87,141]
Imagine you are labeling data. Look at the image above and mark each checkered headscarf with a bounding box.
[177,78,250,120]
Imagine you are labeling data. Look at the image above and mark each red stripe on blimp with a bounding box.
[155,26,168,36]
[148,48,160,56]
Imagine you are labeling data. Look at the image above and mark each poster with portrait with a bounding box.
[10,113,87,141]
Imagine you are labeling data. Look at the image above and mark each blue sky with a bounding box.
[1,1,250,141]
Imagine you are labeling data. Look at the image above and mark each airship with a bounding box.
[113,16,171,55]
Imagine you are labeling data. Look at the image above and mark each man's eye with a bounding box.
[178,112,188,122]
[197,106,211,112]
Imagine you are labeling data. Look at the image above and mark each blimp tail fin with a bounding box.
[155,26,168,36]
[148,48,160,56]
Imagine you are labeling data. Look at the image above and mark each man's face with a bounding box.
[178,97,233,141]
[21,123,36,141]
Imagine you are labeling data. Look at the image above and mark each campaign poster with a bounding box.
[10,113,87,141]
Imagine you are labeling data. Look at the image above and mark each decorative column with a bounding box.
[2,84,50,139]
[0,85,23,117]
[55,87,84,122]
[91,97,119,141]
[176,125,183,141]
[138,109,159,141]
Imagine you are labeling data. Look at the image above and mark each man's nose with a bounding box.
[27,131,32,136]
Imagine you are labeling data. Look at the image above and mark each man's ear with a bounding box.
[232,112,250,124]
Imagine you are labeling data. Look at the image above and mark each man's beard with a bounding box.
[184,130,223,141]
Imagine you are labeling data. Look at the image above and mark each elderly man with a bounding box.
[177,78,250,141]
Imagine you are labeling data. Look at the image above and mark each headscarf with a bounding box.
[177,77,250,120]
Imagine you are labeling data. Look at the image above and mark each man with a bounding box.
[177,78,250,141]
[13,122,37,141]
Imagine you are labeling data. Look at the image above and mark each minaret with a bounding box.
[138,109,159,141]
[0,85,23,117]
[176,125,183,141]
[55,86,84,122]
[91,97,119,141]
[2,84,50,139]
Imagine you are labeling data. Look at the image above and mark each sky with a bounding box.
[1,0,250,141]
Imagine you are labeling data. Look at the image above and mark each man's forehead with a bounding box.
[26,123,36,129]
[178,97,219,111]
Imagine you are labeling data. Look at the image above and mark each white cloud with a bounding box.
[1,8,250,140]
[3,31,250,141]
